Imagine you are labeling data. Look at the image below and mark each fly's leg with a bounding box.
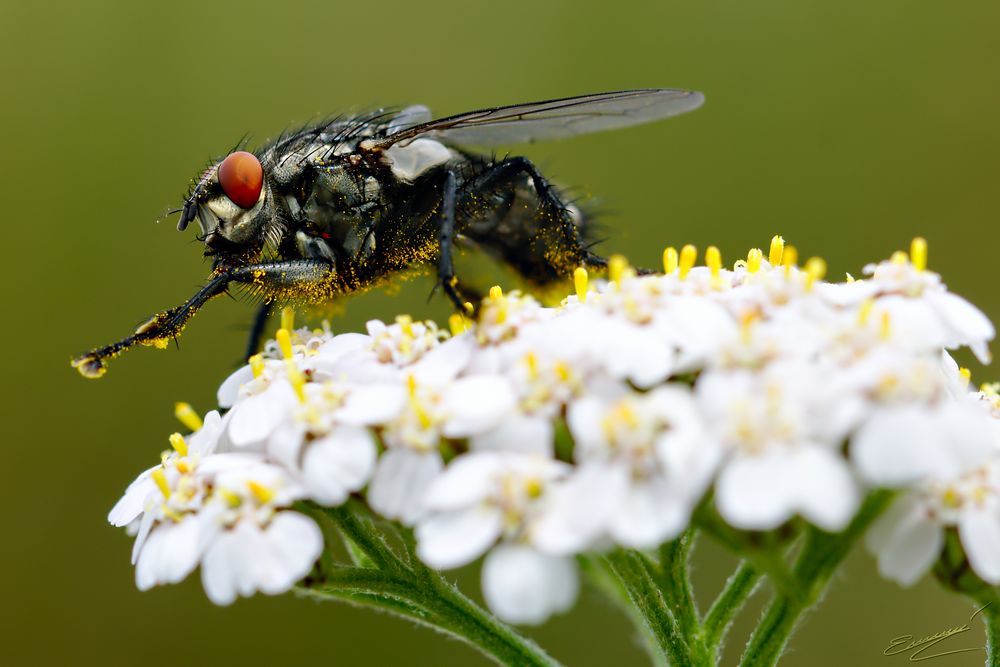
[244,303,272,361]
[72,260,332,378]
[465,156,606,281]
[436,169,470,312]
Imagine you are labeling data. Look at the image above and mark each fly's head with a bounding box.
[177,151,284,262]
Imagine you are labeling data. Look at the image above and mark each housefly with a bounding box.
[72,88,704,378]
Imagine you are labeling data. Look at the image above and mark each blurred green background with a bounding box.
[4,0,999,664]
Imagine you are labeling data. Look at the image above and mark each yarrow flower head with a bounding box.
[109,237,1000,627]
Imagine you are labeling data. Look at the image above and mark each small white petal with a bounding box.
[716,451,797,530]
[227,381,297,447]
[201,529,244,605]
[441,376,517,438]
[612,478,688,548]
[790,447,859,532]
[471,414,553,457]
[959,508,1000,584]
[316,333,370,363]
[533,462,627,555]
[873,511,943,586]
[416,507,502,570]
[337,384,407,426]
[217,365,255,409]
[481,545,578,625]
[368,449,443,525]
[422,453,503,511]
[109,472,154,527]
[259,512,324,593]
[302,427,377,505]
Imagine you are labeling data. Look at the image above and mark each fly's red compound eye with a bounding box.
[218,151,263,208]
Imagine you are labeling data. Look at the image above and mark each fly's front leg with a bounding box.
[72,260,332,378]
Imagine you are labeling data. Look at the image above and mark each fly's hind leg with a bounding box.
[72,260,333,378]
[435,169,478,314]
[464,156,606,283]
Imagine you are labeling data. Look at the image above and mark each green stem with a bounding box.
[303,501,560,667]
[739,490,893,667]
[984,601,1000,667]
[659,531,700,642]
[606,549,695,667]
[702,560,761,653]
[579,555,668,667]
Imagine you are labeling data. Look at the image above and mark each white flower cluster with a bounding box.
[111,236,1000,624]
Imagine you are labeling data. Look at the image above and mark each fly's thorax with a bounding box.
[301,166,383,261]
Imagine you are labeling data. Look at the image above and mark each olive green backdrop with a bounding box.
[3,1,998,665]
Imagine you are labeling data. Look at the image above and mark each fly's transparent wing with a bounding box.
[385,105,433,136]
[372,89,704,148]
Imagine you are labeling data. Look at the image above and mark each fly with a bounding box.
[72,88,704,378]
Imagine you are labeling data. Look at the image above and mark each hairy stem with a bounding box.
[702,559,762,658]
[659,531,700,642]
[301,501,560,667]
[985,602,1000,667]
[606,549,696,667]
[739,490,893,667]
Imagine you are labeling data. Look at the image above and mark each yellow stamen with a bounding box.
[804,257,826,291]
[407,374,418,398]
[941,487,961,509]
[281,306,295,333]
[574,266,589,303]
[161,506,183,523]
[219,488,242,508]
[981,382,1000,397]
[747,248,763,274]
[880,311,892,340]
[413,398,433,429]
[286,360,306,402]
[706,246,723,289]
[910,237,927,271]
[396,314,414,337]
[740,311,757,343]
[489,285,503,300]
[524,352,538,380]
[152,468,171,499]
[679,244,697,280]
[663,247,678,274]
[890,250,909,265]
[247,480,275,505]
[608,254,628,286]
[448,312,468,336]
[782,245,798,277]
[174,402,202,432]
[846,272,855,283]
[249,353,265,378]
[554,361,571,382]
[463,301,474,315]
[858,299,874,325]
[959,367,972,388]
[168,432,188,457]
[768,235,785,266]
[276,328,294,360]
[524,478,543,498]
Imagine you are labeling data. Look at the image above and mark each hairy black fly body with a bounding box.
[72,89,704,378]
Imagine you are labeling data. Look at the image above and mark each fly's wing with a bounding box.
[371,89,704,149]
